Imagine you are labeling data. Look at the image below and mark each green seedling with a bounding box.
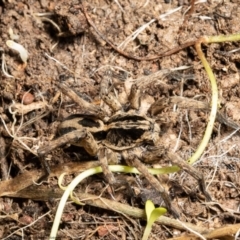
[188,33,240,165]
[50,164,178,240]
[142,200,167,240]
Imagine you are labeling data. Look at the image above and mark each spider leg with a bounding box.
[57,83,103,117]
[126,154,180,218]
[141,147,211,201]
[37,129,87,181]
[101,93,122,112]
[100,71,122,112]
[37,129,99,179]
[167,152,212,201]
[98,147,131,195]
[129,83,141,110]
[97,147,119,184]
[75,130,99,156]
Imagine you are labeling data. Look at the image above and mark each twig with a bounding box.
[176,219,206,240]
[12,184,240,239]
[2,211,51,240]
[81,2,196,61]
[0,136,8,180]
[10,182,207,234]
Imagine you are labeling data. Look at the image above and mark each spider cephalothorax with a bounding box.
[58,112,160,151]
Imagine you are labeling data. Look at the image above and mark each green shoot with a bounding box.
[187,33,240,164]
[187,39,218,164]
[142,200,167,240]
[50,164,178,239]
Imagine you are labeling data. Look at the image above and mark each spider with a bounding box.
[38,70,211,218]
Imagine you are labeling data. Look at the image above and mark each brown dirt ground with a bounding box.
[0,0,240,239]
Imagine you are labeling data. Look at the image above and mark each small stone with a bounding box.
[21,92,34,105]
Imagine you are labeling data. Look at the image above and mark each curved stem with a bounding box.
[187,38,218,164]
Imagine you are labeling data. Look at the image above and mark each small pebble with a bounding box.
[21,92,34,105]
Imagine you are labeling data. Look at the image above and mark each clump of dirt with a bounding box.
[0,0,240,239]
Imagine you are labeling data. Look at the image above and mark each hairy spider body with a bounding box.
[58,112,160,152]
[38,71,211,217]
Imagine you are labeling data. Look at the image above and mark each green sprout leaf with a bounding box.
[51,165,174,239]
[145,200,155,221]
[142,200,167,240]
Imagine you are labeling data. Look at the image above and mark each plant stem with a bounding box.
[187,39,218,164]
